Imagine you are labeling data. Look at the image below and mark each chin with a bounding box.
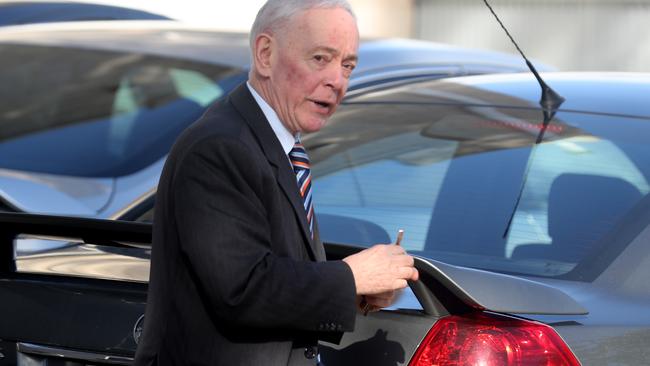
[300,117,329,133]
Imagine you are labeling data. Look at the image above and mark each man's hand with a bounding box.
[364,291,397,309]
[357,290,401,314]
[342,244,419,295]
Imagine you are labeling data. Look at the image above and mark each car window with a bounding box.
[314,132,456,248]
[308,103,650,281]
[0,44,244,178]
[506,135,649,257]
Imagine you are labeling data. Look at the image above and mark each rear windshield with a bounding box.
[128,83,650,282]
[309,101,650,281]
[0,44,246,178]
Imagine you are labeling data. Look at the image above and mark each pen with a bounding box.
[395,229,404,246]
[362,229,405,316]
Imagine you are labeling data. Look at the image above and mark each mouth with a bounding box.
[310,99,334,114]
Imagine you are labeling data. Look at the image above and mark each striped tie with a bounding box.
[289,139,314,238]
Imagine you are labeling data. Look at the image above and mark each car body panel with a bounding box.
[102,158,166,219]
[515,224,650,364]
[0,274,146,357]
[0,168,112,216]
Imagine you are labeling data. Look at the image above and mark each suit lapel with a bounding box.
[228,84,321,261]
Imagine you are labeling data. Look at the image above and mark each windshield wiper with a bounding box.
[482,0,566,238]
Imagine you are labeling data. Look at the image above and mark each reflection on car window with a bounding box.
[0,44,244,178]
[507,135,649,258]
[309,104,650,281]
[315,132,455,249]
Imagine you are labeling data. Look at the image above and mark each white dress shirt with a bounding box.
[246,82,297,158]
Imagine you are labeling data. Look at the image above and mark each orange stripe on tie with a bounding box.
[300,176,311,196]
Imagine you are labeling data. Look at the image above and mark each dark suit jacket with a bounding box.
[134,84,357,366]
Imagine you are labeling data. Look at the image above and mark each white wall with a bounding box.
[415,0,650,72]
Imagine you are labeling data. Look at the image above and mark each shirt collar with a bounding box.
[246,82,296,155]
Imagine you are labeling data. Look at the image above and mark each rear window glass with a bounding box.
[0,44,246,178]
[308,102,650,281]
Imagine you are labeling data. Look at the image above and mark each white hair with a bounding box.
[249,0,356,50]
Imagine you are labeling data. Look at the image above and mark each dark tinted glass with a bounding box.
[0,44,245,177]
[307,100,650,281]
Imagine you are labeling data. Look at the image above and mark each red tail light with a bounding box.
[409,312,580,366]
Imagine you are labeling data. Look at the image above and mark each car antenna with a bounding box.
[481,0,566,238]
[483,0,565,129]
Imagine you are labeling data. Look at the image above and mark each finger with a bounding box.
[392,278,408,290]
[401,267,418,282]
[366,292,394,302]
[367,305,381,313]
[396,266,417,280]
[366,297,392,308]
[410,268,419,282]
[366,293,394,307]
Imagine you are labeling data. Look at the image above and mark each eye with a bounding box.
[343,62,356,71]
[314,55,327,63]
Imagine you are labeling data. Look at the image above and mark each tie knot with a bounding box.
[289,141,310,173]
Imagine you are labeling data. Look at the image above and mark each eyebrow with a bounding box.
[312,46,358,63]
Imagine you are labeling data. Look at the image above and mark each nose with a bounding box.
[324,63,347,93]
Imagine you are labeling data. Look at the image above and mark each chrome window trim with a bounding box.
[17,342,133,365]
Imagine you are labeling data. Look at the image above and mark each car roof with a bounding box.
[0,1,171,26]
[347,72,650,119]
[0,20,252,67]
[355,38,551,75]
[0,20,551,77]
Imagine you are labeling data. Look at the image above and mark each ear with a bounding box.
[252,33,274,78]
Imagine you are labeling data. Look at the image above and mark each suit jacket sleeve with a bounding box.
[171,135,357,333]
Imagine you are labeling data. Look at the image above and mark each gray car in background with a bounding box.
[0,20,553,220]
[0,1,171,26]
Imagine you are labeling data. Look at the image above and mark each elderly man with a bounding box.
[134,0,418,365]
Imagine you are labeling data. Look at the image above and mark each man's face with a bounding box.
[268,7,359,134]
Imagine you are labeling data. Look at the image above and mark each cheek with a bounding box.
[279,56,318,88]
[277,54,300,83]
[284,65,302,88]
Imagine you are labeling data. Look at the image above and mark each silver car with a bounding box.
[0,20,553,220]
